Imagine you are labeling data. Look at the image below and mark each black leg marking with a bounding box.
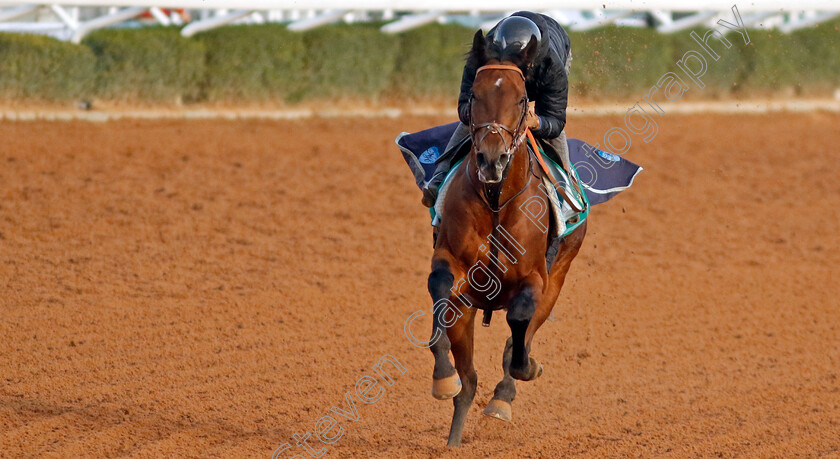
[492,337,517,403]
[428,262,456,380]
[506,287,536,380]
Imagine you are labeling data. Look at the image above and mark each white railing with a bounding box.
[0,1,837,42]
[2,0,840,10]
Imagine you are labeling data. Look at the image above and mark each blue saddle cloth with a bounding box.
[396,122,642,207]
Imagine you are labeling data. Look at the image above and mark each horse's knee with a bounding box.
[428,263,454,302]
[428,262,457,380]
[507,288,537,377]
[428,264,455,350]
[507,288,536,329]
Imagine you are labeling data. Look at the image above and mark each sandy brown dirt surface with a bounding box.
[1,113,839,458]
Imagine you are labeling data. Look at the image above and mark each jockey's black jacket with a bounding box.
[457,11,571,139]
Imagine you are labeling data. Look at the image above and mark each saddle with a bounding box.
[396,123,643,268]
[433,137,586,228]
[396,122,642,207]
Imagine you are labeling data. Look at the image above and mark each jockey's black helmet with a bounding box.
[489,16,542,65]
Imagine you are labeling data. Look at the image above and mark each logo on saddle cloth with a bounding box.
[596,150,621,162]
[419,146,440,164]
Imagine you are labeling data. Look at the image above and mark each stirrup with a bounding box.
[421,171,445,208]
[562,161,587,211]
[421,186,437,208]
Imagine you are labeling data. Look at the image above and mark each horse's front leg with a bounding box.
[483,336,515,422]
[507,281,544,381]
[445,305,478,447]
[428,259,461,399]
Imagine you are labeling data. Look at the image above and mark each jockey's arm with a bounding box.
[530,64,568,139]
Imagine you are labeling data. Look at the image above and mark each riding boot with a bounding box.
[546,130,572,174]
[421,166,448,208]
[547,130,586,209]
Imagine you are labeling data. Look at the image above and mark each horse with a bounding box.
[426,31,587,447]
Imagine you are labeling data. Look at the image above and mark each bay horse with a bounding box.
[427,31,587,447]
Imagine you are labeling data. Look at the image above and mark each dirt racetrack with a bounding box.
[1,112,839,458]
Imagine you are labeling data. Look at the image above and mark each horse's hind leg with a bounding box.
[446,307,478,447]
[428,260,460,399]
[507,237,583,383]
[517,236,585,380]
[483,336,515,422]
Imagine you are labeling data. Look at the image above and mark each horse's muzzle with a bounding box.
[476,152,511,183]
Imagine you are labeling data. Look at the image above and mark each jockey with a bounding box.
[421,12,574,208]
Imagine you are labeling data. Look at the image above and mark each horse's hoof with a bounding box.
[482,399,512,422]
[432,374,462,400]
[527,357,544,380]
[532,358,543,379]
[511,357,544,381]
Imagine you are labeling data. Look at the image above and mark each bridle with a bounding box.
[467,63,586,214]
[467,64,533,212]
[468,64,529,157]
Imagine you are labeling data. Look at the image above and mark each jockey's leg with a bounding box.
[421,123,470,208]
[537,48,573,179]
[547,130,572,175]
[546,132,586,209]
[549,48,575,183]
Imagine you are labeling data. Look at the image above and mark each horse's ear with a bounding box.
[469,29,486,64]
[520,35,539,65]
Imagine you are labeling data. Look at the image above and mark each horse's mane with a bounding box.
[465,30,487,69]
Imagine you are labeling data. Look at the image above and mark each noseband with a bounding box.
[469,65,529,156]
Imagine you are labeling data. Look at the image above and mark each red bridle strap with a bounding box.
[476,64,525,81]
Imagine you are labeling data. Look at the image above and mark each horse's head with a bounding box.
[467,30,539,184]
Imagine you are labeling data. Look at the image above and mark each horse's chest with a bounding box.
[454,251,542,310]
[443,204,548,310]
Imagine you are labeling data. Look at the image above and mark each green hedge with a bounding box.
[743,31,804,94]
[195,24,304,102]
[301,23,400,99]
[0,21,837,104]
[569,26,674,98]
[0,33,95,100]
[82,27,205,102]
[764,19,840,94]
[387,24,474,99]
[667,29,753,97]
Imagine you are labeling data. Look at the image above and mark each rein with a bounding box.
[525,129,586,213]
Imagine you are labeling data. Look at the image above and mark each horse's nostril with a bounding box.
[476,153,487,167]
[499,154,511,166]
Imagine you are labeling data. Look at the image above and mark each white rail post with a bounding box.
[286,10,348,32]
[381,10,445,34]
[148,6,171,25]
[0,4,39,23]
[71,6,147,43]
[180,9,253,37]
